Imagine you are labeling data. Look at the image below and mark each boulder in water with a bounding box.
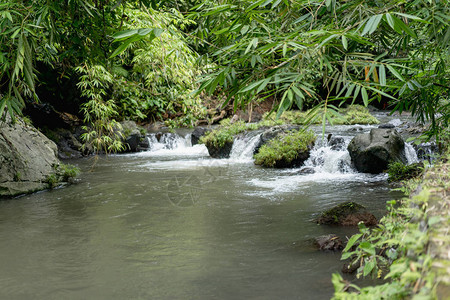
[316,202,377,226]
[253,125,300,154]
[206,140,234,158]
[313,234,344,251]
[254,129,315,168]
[378,123,395,129]
[191,127,211,146]
[347,128,407,174]
[328,136,346,151]
[0,116,61,197]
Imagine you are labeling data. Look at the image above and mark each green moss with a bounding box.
[199,120,248,148]
[46,163,81,189]
[253,129,316,167]
[199,118,284,149]
[387,161,424,182]
[265,105,379,125]
[338,105,379,125]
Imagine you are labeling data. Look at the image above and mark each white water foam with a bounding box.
[134,133,209,157]
[404,142,419,164]
[229,132,262,163]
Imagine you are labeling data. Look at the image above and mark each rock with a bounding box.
[24,102,81,129]
[348,126,364,132]
[0,116,61,197]
[342,261,359,274]
[313,234,344,251]
[298,167,315,174]
[119,120,146,152]
[191,127,211,146]
[414,142,438,163]
[378,123,395,129]
[328,136,345,151]
[347,128,407,174]
[253,125,300,154]
[206,140,234,158]
[316,202,377,226]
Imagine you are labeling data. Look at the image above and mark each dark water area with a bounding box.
[0,139,404,299]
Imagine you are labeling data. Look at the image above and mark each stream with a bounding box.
[0,116,417,299]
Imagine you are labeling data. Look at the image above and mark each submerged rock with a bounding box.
[347,128,407,174]
[313,234,344,251]
[317,202,377,226]
[0,116,61,197]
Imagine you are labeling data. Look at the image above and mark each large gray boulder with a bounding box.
[347,128,407,174]
[0,116,60,197]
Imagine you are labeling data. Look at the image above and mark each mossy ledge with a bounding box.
[253,129,316,168]
[274,105,379,125]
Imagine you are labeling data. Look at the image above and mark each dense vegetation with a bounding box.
[1,0,448,145]
[0,1,448,297]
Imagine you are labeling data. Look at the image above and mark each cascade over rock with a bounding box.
[0,116,61,197]
[347,128,407,174]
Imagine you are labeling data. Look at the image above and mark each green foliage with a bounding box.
[76,63,125,154]
[253,130,316,167]
[110,6,207,127]
[334,175,447,299]
[45,174,59,189]
[387,162,424,182]
[58,164,81,182]
[191,0,449,138]
[46,163,80,189]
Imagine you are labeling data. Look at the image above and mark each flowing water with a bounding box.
[0,123,415,300]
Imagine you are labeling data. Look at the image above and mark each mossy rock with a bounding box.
[253,129,316,168]
[317,201,377,226]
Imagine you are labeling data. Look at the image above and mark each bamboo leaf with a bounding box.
[379,65,386,86]
[341,35,348,50]
[361,87,369,106]
[386,65,405,81]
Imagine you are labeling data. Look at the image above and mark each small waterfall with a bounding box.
[302,137,354,174]
[404,143,419,164]
[229,132,262,162]
[136,132,208,157]
[147,133,190,151]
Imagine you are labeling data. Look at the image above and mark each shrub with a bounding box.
[387,162,424,182]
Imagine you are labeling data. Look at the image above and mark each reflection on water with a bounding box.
[0,145,402,299]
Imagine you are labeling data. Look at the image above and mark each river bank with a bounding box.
[332,133,450,299]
